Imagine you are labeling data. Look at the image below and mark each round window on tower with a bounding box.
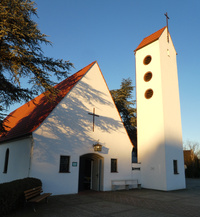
[143,55,152,65]
[145,89,153,99]
[144,72,152,82]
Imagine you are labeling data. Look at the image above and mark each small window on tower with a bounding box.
[145,89,153,99]
[167,49,170,57]
[173,160,178,174]
[144,72,152,82]
[143,55,152,65]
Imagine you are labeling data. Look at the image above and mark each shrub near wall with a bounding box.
[0,177,42,215]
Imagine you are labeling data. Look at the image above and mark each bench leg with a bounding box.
[125,185,129,190]
[31,203,36,212]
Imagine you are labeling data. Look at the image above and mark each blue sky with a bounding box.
[9,0,200,144]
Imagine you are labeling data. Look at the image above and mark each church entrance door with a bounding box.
[78,153,103,192]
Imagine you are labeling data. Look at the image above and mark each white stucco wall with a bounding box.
[0,136,32,184]
[159,30,185,190]
[135,28,185,191]
[30,63,134,195]
[136,39,167,190]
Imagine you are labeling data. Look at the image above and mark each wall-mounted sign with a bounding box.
[72,162,77,167]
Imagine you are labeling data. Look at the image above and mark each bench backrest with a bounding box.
[24,186,43,201]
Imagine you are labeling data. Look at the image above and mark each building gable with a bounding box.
[34,61,130,143]
[30,62,134,194]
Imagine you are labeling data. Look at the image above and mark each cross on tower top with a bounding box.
[164,12,169,29]
[164,12,170,42]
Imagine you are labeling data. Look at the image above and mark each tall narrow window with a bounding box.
[59,156,70,173]
[111,159,118,173]
[3,149,9,173]
[173,160,178,174]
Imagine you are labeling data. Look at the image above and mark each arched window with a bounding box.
[3,148,9,173]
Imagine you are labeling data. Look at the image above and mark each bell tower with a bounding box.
[135,27,186,190]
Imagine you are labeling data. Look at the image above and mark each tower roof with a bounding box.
[134,26,166,52]
[0,61,96,143]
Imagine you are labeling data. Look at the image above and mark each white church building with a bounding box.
[0,26,185,195]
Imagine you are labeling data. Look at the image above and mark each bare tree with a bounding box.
[183,140,200,178]
[184,140,200,159]
[0,0,73,133]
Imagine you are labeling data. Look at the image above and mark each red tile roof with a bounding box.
[0,61,96,143]
[134,26,166,52]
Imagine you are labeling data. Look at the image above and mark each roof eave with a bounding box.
[0,132,32,144]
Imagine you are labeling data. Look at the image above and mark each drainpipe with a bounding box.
[28,134,34,177]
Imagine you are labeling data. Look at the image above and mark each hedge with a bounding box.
[0,177,42,215]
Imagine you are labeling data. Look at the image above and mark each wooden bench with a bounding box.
[24,186,52,212]
[111,179,139,191]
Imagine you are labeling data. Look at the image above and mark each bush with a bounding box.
[185,156,200,178]
[0,177,42,215]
